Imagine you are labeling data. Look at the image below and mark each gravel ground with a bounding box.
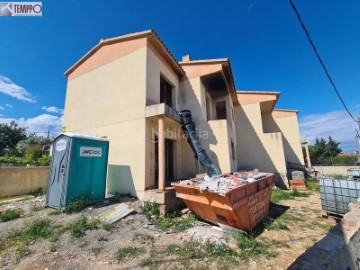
[0,191,337,270]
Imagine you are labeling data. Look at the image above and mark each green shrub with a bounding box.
[65,197,89,213]
[323,155,358,166]
[67,216,88,237]
[0,156,22,166]
[36,155,51,166]
[66,216,100,237]
[0,209,21,222]
[25,145,43,160]
[140,202,160,219]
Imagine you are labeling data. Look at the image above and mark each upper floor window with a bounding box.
[160,76,173,108]
[215,101,227,120]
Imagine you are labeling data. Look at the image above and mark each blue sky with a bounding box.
[0,0,359,152]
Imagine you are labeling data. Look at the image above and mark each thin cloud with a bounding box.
[5,103,13,108]
[0,114,63,135]
[0,75,36,103]
[42,106,64,114]
[0,106,4,110]
[299,110,359,152]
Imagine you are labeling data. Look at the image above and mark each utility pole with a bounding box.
[357,118,360,165]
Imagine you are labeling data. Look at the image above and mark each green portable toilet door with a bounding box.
[66,139,107,204]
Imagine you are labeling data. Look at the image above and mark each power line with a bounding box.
[288,0,358,123]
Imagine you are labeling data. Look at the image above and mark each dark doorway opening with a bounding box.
[215,101,227,120]
[154,137,175,188]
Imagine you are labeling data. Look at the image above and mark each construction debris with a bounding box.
[97,203,135,224]
[179,170,267,195]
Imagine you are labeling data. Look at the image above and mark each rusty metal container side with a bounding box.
[172,174,275,231]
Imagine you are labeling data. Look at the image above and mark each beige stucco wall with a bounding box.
[313,166,360,176]
[178,76,236,175]
[0,167,49,198]
[63,46,148,199]
[144,46,182,187]
[262,113,304,165]
[234,103,288,187]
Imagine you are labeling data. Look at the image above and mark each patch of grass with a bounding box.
[271,189,292,203]
[15,246,30,262]
[291,189,310,198]
[90,247,102,256]
[306,179,320,192]
[98,236,108,242]
[133,233,155,245]
[141,203,196,232]
[108,192,136,203]
[20,195,34,202]
[28,187,45,197]
[65,197,89,214]
[88,219,101,230]
[271,188,310,204]
[268,222,289,231]
[47,209,62,216]
[78,239,89,248]
[25,219,52,239]
[264,238,290,249]
[67,216,88,237]
[102,222,116,231]
[49,243,57,252]
[140,202,160,219]
[141,241,241,269]
[233,233,269,257]
[48,225,67,242]
[0,209,21,222]
[114,247,145,263]
[6,218,53,248]
[330,174,348,179]
[204,242,236,257]
[310,220,334,231]
[30,204,41,212]
[0,201,9,207]
[155,212,197,232]
[66,216,99,238]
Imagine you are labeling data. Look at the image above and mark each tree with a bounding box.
[16,134,51,156]
[0,121,27,156]
[309,136,342,165]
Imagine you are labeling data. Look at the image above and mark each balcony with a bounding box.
[145,103,181,124]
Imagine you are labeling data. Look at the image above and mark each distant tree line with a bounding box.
[0,121,52,166]
[306,136,357,166]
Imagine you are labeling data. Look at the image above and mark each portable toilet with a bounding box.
[46,133,109,209]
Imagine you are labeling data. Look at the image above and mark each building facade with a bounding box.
[63,30,303,198]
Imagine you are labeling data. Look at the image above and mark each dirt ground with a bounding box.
[0,191,337,270]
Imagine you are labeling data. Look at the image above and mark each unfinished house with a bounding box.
[62,30,303,200]
[235,91,304,188]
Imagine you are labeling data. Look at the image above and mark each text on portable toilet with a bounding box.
[80,147,102,157]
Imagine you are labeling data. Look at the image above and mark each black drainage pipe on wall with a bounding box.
[179,110,221,178]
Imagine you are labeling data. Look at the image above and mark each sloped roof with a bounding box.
[65,30,184,77]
